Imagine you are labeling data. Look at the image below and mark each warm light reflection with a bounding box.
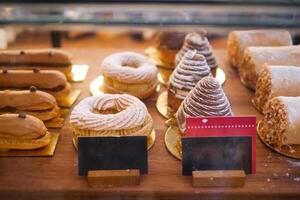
[71,64,89,82]
[215,68,226,85]
[89,76,104,96]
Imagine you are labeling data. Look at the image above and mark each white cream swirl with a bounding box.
[175,32,218,69]
[101,52,158,84]
[169,50,211,99]
[70,94,148,131]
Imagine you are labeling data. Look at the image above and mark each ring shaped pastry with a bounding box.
[70,94,154,140]
[101,52,158,99]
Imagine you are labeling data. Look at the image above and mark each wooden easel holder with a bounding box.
[87,169,140,187]
[192,170,245,187]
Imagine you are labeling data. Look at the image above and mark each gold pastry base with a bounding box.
[212,68,226,85]
[57,89,81,108]
[257,120,300,159]
[89,76,105,96]
[157,67,173,86]
[145,46,174,69]
[165,125,182,160]
[156,91,175,119]
[70,64,89,82]
[0,132,60,157]
[72,130,156,151]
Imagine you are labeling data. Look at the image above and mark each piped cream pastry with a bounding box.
[168,50,211,111]
[259,96,300,149]
[176,76,233,133]
[0,87,60,121]
[227,30,292,69]
[0,113,51,149]
[175,32,218,69]
[101,52,158,99]
[70,94,154,147]
[0,69,71,99]
[254,65,300,112]
[239,45,300,90]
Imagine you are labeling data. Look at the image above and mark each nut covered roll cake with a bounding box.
[176,76,233,133]
[168,50,211,111]
[239,45,300,90]
[227,30,292,69]
[259,96,300,148]
[254,65,300,112]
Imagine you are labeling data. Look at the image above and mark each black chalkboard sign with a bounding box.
[78,136,148,176]
[182,136,252,176]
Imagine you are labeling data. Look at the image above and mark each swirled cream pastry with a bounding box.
[176,76,233,133]
[168,50,211,111]
[259,96,300,149]
[254,65,300,112]
[101,52,158,99]
[70,94,154,147]
[175,32,218,69]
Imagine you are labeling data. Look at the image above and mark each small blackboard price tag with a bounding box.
[182,116,256,176]
[78,136,148,176]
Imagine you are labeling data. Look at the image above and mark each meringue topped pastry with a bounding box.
[176,76,233,133]
[175,32,218,69]
[168,50,211,110]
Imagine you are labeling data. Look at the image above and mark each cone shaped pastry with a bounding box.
[176,76,233,133]
[175,32,218,69]
[227,30,292,69]
[254,65,300,112]
[168,50,211,111]
[239,45,300,90]
[259,96,300,148]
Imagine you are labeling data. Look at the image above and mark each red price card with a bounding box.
[184,116,256,174]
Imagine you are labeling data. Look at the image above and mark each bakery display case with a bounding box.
[0,1,300,200]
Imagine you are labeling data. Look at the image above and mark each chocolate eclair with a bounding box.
[0,49,72,79]
[0,69,70,99]
[0,113,51,149]
[0,88,60,121]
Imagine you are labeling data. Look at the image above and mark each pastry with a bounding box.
[0,113,51,149]
[0,69,70,99]
[70,94,154,146]
[155,31,187,68]
[0,49,72,78]
[101,52,158,99]
[239,45,300,90]
[259,96,300,148]
[168,50,211,111]
[0,87,60,121]
[227,30,292,69]
[254,65,300,112]
[175,32,218,69]
[176,76,233,133]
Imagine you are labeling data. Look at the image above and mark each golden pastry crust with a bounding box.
[0,113,50,149]
[0,89,60,121]
[167,89,183,111]
[227,30,292,69]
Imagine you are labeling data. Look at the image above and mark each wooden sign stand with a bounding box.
[192,170,245,187]
[87,169,140,187]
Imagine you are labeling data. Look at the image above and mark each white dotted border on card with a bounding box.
[187,125,255,129]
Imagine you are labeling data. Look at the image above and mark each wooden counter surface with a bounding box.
[0,48,299,200]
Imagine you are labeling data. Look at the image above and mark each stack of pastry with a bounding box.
[155,31,187,68]
[0,87,60,122]
[70,94,154,147]
[227,30,292,69]
[176,76,233,133]
[259,96,300,149]
[175,32,218,69]
[0,113,51,149]
[0,49,73,80]
[0,69,70,100]
[239,45,300,90]
[168,50,211,111]
[254,64,300,112]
